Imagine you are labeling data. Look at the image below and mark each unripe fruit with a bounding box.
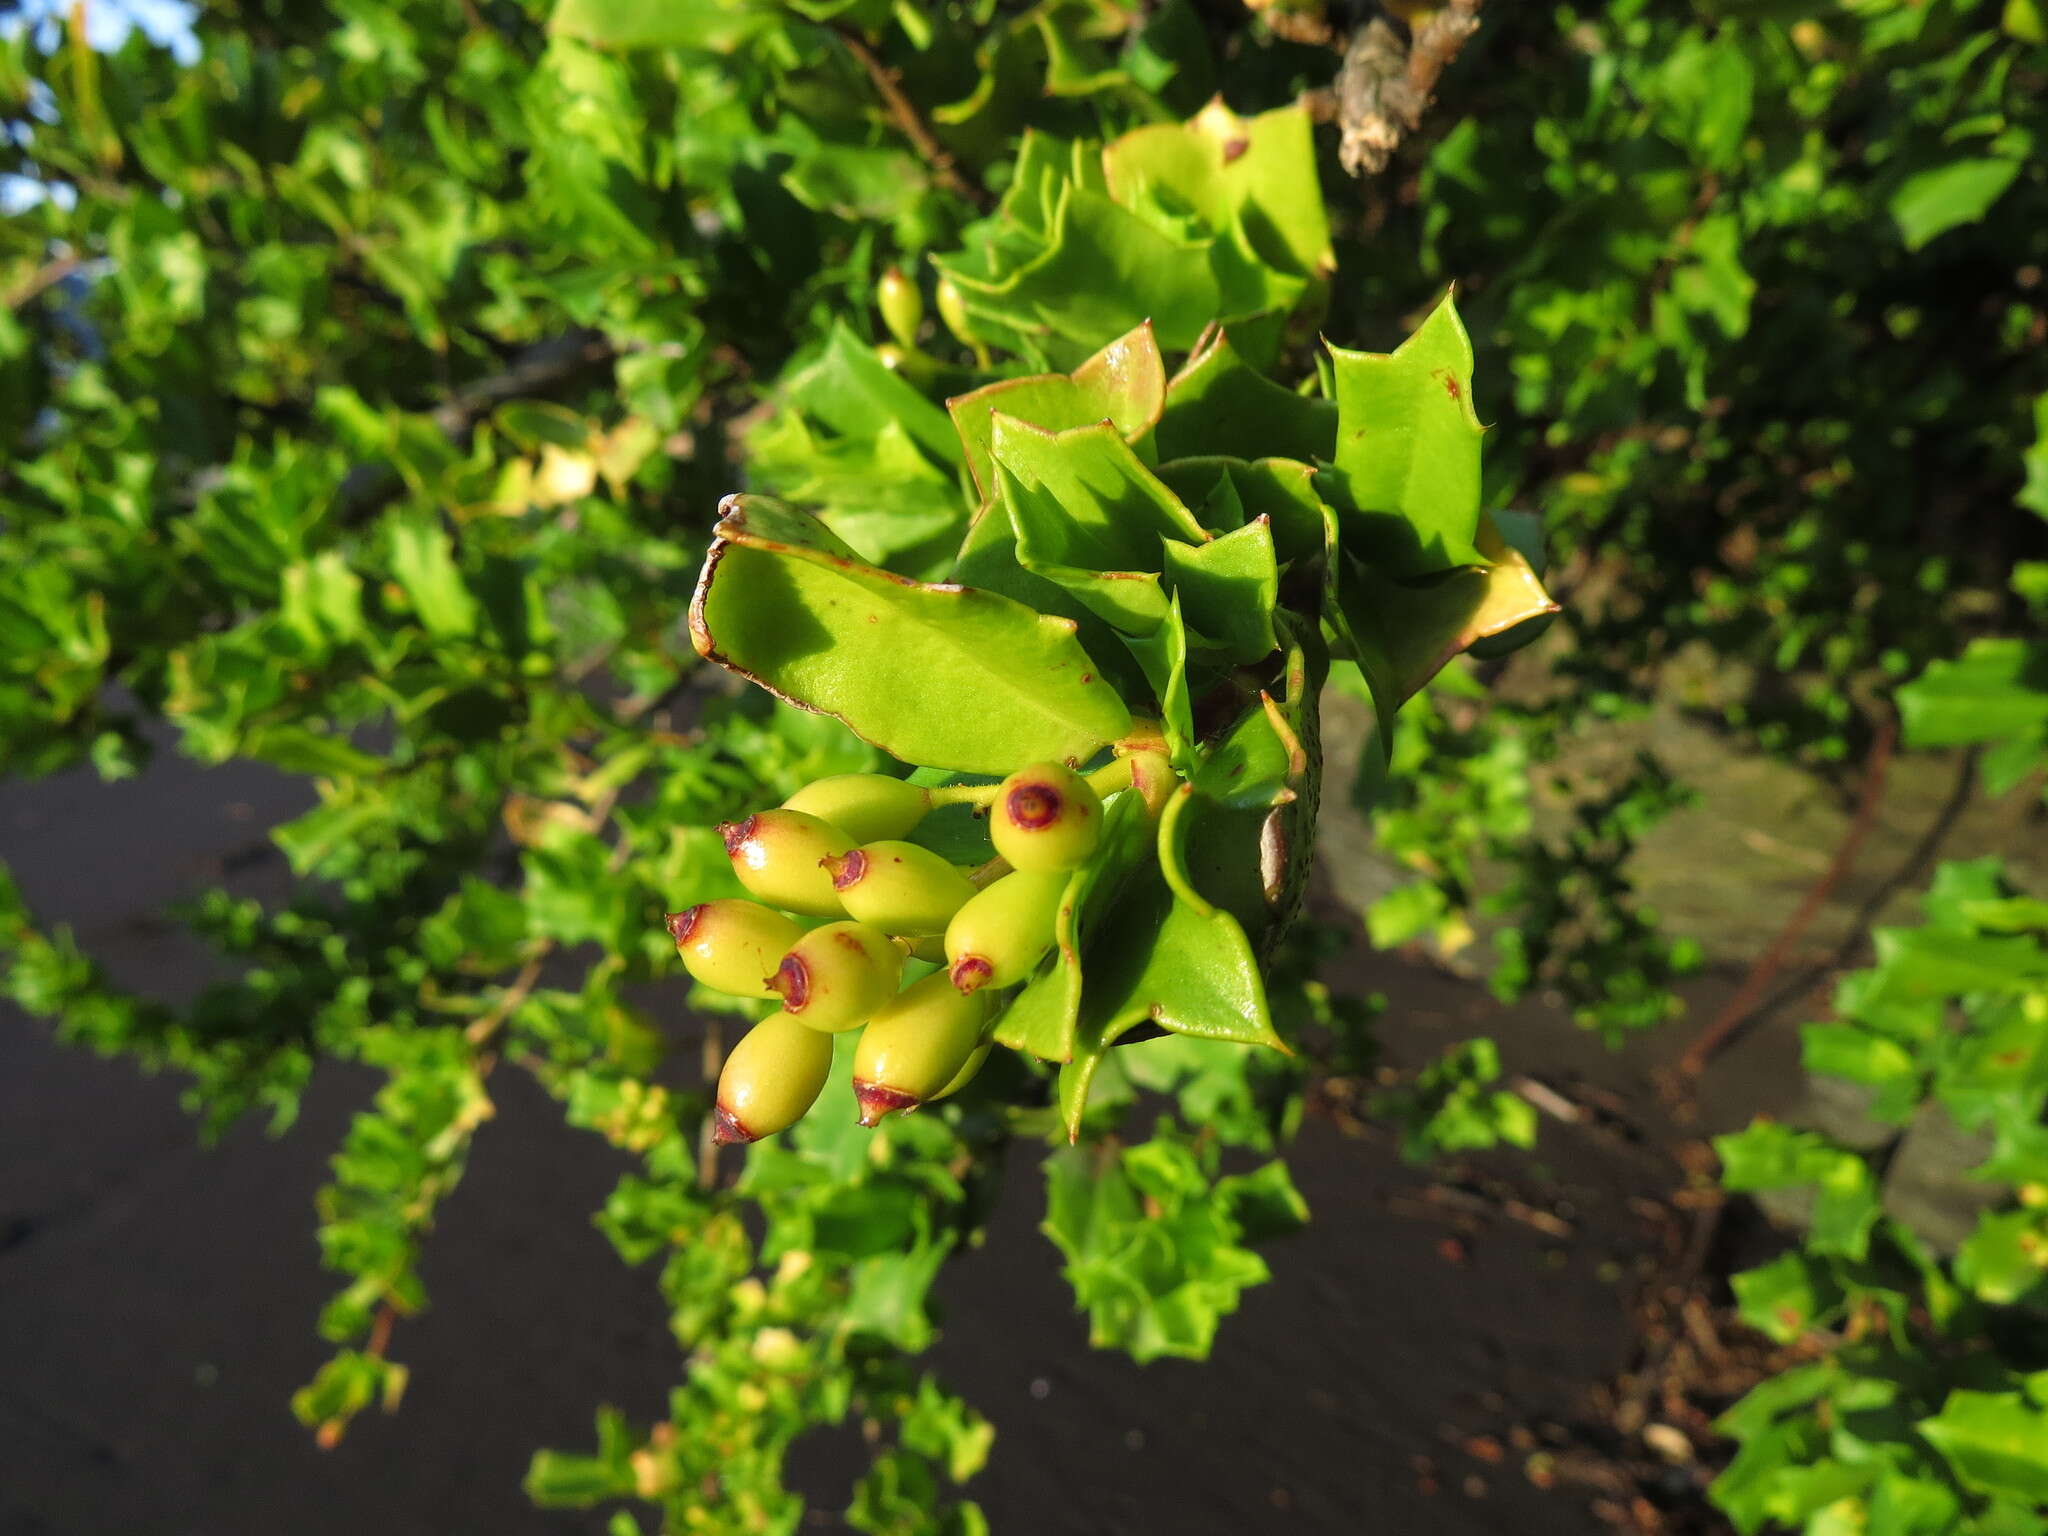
[824,840,977,936]
[665,900,803,998]
[712,1011,833,1144]
[719,809,854,918]
[768,920,903,1032]
[936,273,978,347]
[989,760,1103,872]
[944,869,1067,992]
[877,266,923,351]
[781,774,931,844]
[852,973,991,1126]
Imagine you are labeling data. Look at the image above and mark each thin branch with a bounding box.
[5,253,83,311]
[834,27,992,213]
[1678,712,1898,1077]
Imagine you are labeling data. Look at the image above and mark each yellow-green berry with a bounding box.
[944,869,1068,993]
[989,760,1102,872]
[719,809,854,918]
[877,266,923,351]
[768,920,903,1032]
[712,1012,833,1144]
[852,973,992,1126]
[936,272,978,348]
[824,840,977,936]
[781,774,932,844]
[665,900,803,998]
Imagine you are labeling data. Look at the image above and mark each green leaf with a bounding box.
[1731,1251,1843,1343]
[1891,158,2025,250]
[1955,1210,2048,1306]
[947,323,1165,500]
[1333,514,1559,705]
[1057,866,1284,1139]
[1162,516,1279,664]
[1922,1391,2048,1505]
[993,790,1155,1063]
[548,0,778,50]
[691,496,1131,773]
[387,511,478,638]
[1899,639,2048,750]
[1320,293,1488,578]
[1155,328,1336,464]
[1100,101,1333,282]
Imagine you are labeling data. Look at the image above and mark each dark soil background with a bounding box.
[0,742,1801,1535]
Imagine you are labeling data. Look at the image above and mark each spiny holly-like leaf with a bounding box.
[1320,292,1488,578]
[1156,455,1329,565]
[1335,513,1559,706]
[690,496,1131,773]
[947,323,1165,500]
[1155,327,1336,464]
[1101,100,1334,285]
[1056,866,1285,1140]
[1162,515,1278,663]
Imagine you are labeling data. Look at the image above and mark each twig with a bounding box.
[1318,1,1484,178]
[835,27,991,212]
[464,950,548,1046]
[1678,713,1898,1077]
[5,253,83,311]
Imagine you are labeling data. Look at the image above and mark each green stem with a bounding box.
[926,781,1000,809]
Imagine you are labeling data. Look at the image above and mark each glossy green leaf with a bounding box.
[1163,516,1278,663]
[1899,639,2048,750]
[947,323,1165,499]
[1155,328,1336,464]
[1891,158,2025,251]
[1101,101,1333,283]
[691,496,1130,773]
[1922,1391,2048,1505]
[548,0,778,50]
[993,791,1154,1063]
[1320,294,1488,578]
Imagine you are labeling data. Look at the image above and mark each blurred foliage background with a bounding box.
[2,1,2046,1532]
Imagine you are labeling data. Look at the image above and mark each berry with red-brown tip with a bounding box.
[711,1011,833,1144]
[718,808,854,918]
[989,760,1102,872]
[851,973,991,1127]
[665,900,804,998]
[943,869,1068,992]
[767,920,902,1033]
[823,840,977,936]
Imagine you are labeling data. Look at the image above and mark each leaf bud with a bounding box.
[989,760,1103,872]
[665,900,803,998]
[944,869,1068,992]
[824,840,977,936]
[711,1011,833,1144]
[877,266,923,350]
[767,919,903,1032]
[851,973,992,1126]
[782,773,931,843]
[718,808,854,918]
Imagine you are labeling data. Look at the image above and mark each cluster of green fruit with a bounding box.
[668,758,1122,1143]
